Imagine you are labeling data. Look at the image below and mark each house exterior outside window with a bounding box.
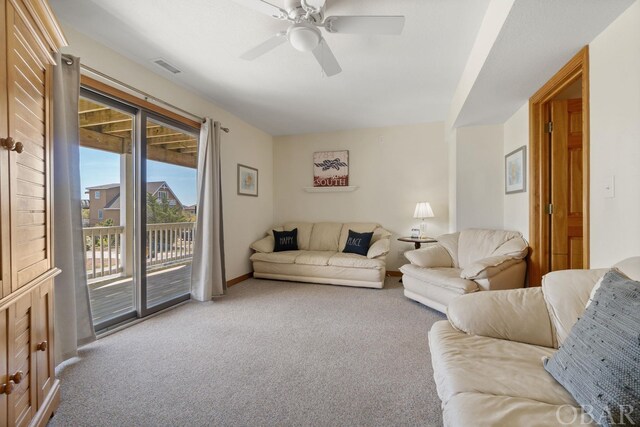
[95,190,101,199]
[98,209,103,220]
[158,190,168,200]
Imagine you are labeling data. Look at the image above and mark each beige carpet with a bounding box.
[49,277,445,426]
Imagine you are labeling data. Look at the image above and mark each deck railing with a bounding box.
[83,222,195,280]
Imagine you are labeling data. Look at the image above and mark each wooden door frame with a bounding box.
[528,46,590,286]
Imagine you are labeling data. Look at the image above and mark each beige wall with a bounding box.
[589,0,640,267]
[503,103,529,239]
[455,125,504,231]
[273,123,448,271]
[499,1,640,266]
[61,26,274,280]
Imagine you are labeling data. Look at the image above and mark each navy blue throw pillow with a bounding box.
[273,229,298,252]
[343,230,373,256]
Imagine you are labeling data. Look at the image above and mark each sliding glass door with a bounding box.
[79,89,198,330]
[139,114,197,315]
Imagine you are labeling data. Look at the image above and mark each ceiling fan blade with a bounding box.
[232,0,288,20]
[324,16,405,35]
[312,38,342,77]
[241,32,287,60]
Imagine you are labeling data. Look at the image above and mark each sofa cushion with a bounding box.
[542,268,608,347]
[250,235,274,253]
[328,253,385,269]
[399,264,477,293]
[367,238,389,259]
[284,222,314,250]
[309,222,343,251]
[338,223,378,250]
[404,245,453,268]
[429,321,578,407]
[443,392,593,427]
[250,251,302,264]
[273,229,298,252]
[294,251,335,266]
[457,229,523,269]
[436,232,460,267]
[614,256,640,281]
[371,226,392,244]
[343,230,374,256]
[544,270,640,427]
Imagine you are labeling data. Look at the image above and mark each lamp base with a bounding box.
[419,222,428,239]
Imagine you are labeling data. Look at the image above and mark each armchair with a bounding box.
[399,228,528,313]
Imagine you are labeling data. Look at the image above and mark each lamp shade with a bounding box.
[413,202,434,219]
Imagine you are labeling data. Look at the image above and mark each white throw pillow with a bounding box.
[367,238,389,259]
[404,245,453,268]
[250,235,274,253]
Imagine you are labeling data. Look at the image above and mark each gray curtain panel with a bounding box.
[52,53,96,364]
[191,119,227,300]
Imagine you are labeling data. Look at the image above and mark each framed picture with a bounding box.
[505,146,527,194]
[237,164,258,197]
[313,150,349,187]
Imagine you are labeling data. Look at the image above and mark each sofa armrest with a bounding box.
[447,287,555,348]
[367,237,389,259]
[250,235,274,253]
[404,245,453,268]
[460,255,522,280]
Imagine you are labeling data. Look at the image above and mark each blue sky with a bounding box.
[79,147,197,206]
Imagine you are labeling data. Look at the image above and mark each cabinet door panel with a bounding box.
[6,1,52,291]
[1,0,11,299]
[0,308,7,423]
[35,279,54,407]
[7,292,37,426]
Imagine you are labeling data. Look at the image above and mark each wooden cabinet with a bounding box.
[0,0,66,425]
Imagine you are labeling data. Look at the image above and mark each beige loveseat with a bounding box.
[400,229,528,312]
[429,257,640,426]
[249,222,391,289]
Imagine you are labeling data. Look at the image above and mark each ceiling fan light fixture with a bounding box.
[287,23,321,52]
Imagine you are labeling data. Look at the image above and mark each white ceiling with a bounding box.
[454,0,635,127]
[50,0,491,135]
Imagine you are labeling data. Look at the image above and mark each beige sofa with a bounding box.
[400,229,528,313]
[429,257,640,426]
[249,222,391,289]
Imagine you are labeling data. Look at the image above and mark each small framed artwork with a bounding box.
[505,146,527,194]
[237,164,258,197]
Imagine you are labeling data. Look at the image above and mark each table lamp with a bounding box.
[413,202,434,238]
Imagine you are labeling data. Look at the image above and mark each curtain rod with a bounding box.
[66,56,230,133]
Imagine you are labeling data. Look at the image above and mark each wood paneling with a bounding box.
[0,1,64,424]
[6,291,36,426]
[6,0,51,291]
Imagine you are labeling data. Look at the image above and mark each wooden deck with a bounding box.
[89,263,192,326]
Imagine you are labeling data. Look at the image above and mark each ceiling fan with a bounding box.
[236,0,405,77]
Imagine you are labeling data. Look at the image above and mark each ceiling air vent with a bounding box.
[152,58,181,74]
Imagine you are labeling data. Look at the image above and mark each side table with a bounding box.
[397,236,437,249]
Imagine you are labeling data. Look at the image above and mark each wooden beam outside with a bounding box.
[81,75,201,130]
[80,128,130,154]
[80,109,132,128]
[147,145,197,169]
[148,137,196,146]
[80,128,196,169]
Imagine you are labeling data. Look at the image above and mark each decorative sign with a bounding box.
[313,150,349,187]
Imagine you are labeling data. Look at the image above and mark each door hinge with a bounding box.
[546,121,553,133]
[546,204,554,215]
